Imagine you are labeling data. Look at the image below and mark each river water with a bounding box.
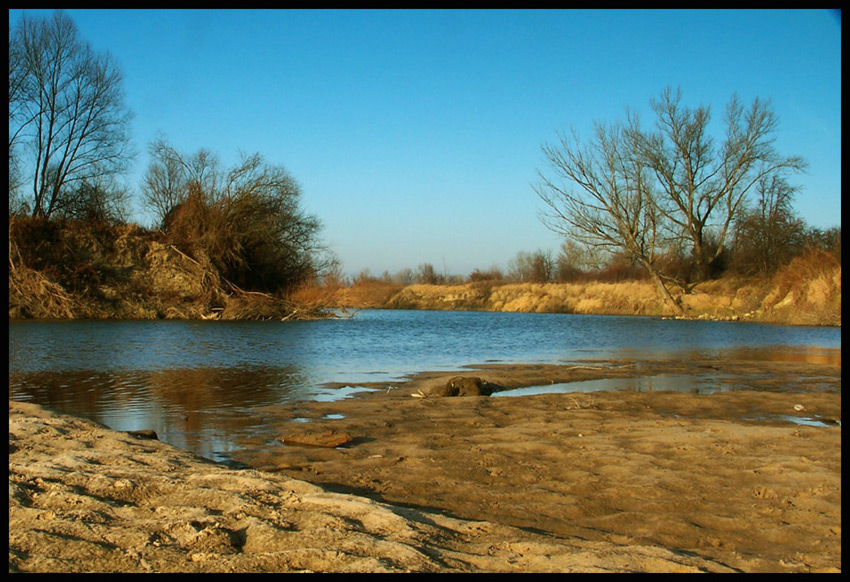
[8,309,840,463]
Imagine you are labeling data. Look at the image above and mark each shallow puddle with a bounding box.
[492,373,731,397]
[765,415,839,427]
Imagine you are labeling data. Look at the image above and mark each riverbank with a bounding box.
[8,218,841,325]
[9,351,841,573]
[8,219,325,321]
[8,399,742,574]
[326,258,841,325]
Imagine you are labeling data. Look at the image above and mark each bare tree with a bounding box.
[536,88,807,313]
[731,174,806,275]
[57,175,131,224]
[536,116,683,312]
[416,263,442,284]
[9,11,134,218]
[638,88,807,280]
[142,135,221,227]
[508,250,554,283]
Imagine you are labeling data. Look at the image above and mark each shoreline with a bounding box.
[9,351,841,572]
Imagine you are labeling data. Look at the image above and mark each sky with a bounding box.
[8,9,842,277]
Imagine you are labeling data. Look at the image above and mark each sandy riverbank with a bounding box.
[9,352,841,573]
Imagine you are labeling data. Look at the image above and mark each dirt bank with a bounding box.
[10,351,841,573]
[333,263,841,325]
[8,218,841,325]
[8,219,320,321]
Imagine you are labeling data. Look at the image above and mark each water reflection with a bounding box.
[607,344,842,367]
[8,365,324,462]
[712,345,842,366]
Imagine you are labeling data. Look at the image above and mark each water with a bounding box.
[9,310,840,462]
[491,373,735,397]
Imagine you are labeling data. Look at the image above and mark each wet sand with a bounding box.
[9,351,841,572]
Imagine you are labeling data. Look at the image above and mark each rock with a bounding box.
[279,430,353,448]
[431,376,496,397]
[126,429,159,440]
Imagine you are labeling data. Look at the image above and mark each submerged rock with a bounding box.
[430,376,497,397]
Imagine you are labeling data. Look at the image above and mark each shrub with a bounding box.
[147,142,325,295]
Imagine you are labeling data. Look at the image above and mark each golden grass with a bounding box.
[321,266,840,325]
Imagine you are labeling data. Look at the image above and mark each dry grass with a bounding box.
[759,249,841,325]
[8,219,74,318]
[318,265,839,326]
[8,263,75,319]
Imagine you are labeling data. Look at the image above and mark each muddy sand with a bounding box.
[9,351,841,573]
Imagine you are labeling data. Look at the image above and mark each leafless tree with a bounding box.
[9,11,134,218]
[508,249,554,283]
[731,174,806,275]
[416,263,442,285]
[142,136,222,227]
[639,88,807,281]
[56,175,131,224]
[536,88,807,313]
[536,115,682,312]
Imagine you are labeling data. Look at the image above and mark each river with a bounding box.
[9,309,840,463]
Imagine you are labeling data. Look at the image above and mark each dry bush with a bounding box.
[147,144,324,295]
[288,281,341,310]
[8,265,75,319]
[163,188,239,276]
[773,248,839,293]
[9,216,64,269]
[8,216,124,295]
[9,216,229,320]
[9,221,74,318]
[219,291,293,320]
[590,263,648,283]
[468,268,504,283]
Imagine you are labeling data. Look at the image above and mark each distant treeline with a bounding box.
[340,222,840,289]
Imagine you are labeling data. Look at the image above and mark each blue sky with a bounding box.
[9,9,841,277]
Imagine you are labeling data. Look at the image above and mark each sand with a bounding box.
[9,351,841,573]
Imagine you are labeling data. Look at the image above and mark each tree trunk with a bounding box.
[648,267,684,315]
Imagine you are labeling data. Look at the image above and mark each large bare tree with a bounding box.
[536,115,683,312]
[9,10,134,218]
[535,88,806,313]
